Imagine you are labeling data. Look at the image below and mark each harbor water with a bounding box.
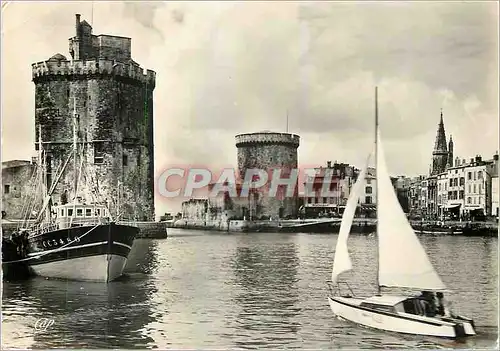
[2,230,498,349]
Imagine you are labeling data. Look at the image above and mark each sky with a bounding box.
[1,1,498,215]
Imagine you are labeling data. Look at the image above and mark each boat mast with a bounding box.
[38,124,48,223]
[375,86,381,295]
[73,97,78,194]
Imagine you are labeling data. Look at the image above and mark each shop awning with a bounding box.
[445,204,461,209]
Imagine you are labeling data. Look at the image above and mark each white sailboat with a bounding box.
[327,87,476,339]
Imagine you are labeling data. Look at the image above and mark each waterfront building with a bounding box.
[302,162,377,218]
[391,175,411,213]
[235,131,300,219]
[181,198,209,222]
[302,161,356,217]
[487,153,499,217]
[419,178,429,217]
[32,14,156,221]
[433,154,498,219]
[408,175,427,217]
[463,156,492,218]
[2,160,37,219]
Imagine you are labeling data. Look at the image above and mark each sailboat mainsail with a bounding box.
[331,155,371,284]
[376,130,446,291]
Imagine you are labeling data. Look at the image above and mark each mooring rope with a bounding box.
[3,224,101,264]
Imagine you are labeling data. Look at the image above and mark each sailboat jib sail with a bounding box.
[331,153,372,284]
[376,130,446,291]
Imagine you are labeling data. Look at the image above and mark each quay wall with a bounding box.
[169,218,498,236]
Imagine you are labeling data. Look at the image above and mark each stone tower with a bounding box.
[447,135,454,168]
[32,14,156,221]
[235,131,300,219]
[431,110,449,175]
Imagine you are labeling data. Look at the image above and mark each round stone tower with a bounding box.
[235,131,300,220]
[32,14,156,221]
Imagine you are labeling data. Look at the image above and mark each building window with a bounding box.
[85,209,92,217]
[453,178,458,187]
[460,177,465,186]
[76,208,83,217]
[365,196,372,204]
[467,197,472,204]
[4,185,10,194]
[479,197,482,204]
[94,142,104,164]
[459,190,464,199]
[366,179,371,185]
[307,198,312,204]
[478,171,482,179]
[473,184,476,193]
[468,172,472,180]
[323,197,327,204]
[449,179,453,187]
[366,186,372,194]
[123,154,128,166]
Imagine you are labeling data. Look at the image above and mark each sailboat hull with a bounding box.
[328,296,476,339]
[26,223,138,282]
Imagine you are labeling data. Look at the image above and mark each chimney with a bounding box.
[75,14,81,37]
[470,158,474,164]
[475,155,482,163]
[31,156,38,165]
[455,156,459,167]
[462,159,466,165]
[327,161,332,168]
[494,154,499,161]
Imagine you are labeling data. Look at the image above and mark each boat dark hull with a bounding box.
[27,223,138,282]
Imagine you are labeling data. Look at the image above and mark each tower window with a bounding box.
[4,185,10,194]
[94,142,104,164]
[123,154,128,166]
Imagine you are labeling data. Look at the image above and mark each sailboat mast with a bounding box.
[375,86,381,295]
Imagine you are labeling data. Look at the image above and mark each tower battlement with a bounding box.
[32,58,156,86]
[235,132,300,148]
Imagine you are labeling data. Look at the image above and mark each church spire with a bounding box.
[431,109,448,175]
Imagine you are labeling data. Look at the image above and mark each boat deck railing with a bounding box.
[27,217,111,238]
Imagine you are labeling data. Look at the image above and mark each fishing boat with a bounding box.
[327,87,476,339]
[4,100,138,282]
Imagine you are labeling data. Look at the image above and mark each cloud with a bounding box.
[1,1,498,215]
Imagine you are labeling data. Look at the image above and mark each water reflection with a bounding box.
[124,239,160,274]
[2,276,156,349]
[229,235,301,349]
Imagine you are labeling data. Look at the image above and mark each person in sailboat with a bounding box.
[436,292,455,318]
[419,291,437,317]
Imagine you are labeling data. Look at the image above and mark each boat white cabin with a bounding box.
[53,203,110,229]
